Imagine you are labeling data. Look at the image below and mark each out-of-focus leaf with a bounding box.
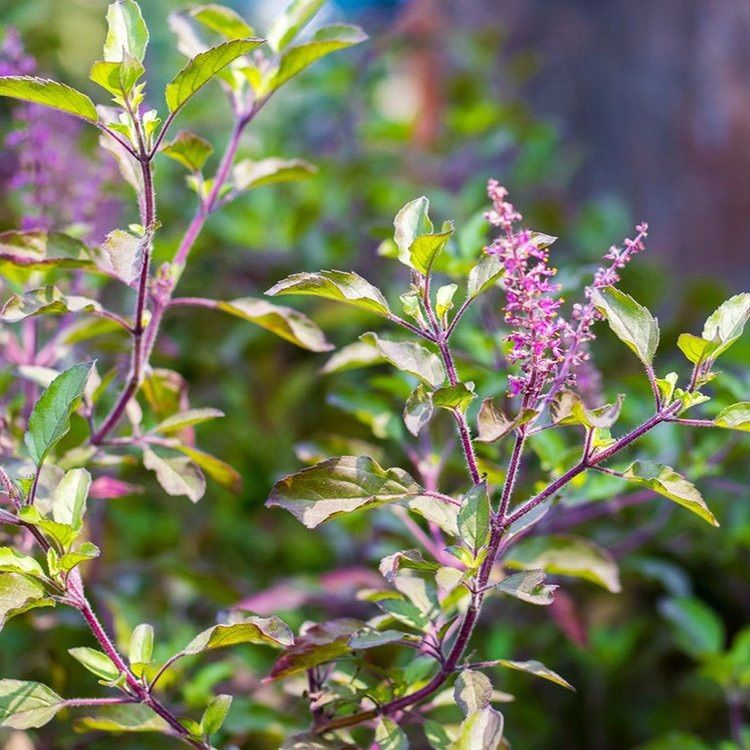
[102,229,143,284]
[200,693,232,736]
[449,707,504,750]
[232,157,316,191]
[190,4,254,39]
[0,77,98,122]
[491,659,575,690]
[659,596,725,658]
[476,398,514,443]
[74,704,169,734]
[467,254,504,299]
[0,680,63,729]
[458,482,490,556]
[375,717,408,750]
[0,574,53,630]
[153,408,224,434]
[715,402,750,432]
[0,286,101,323]
[403,383,433,436]
[493,569,557,606]
[143,449,206,503]
[267,0,325,52]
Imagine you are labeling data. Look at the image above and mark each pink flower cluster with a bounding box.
[485,180,566,399]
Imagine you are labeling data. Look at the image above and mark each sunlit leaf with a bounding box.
[161,130,213,172]
[0,680,63,729]
[715,402,750,432]
[68,647,120,682]
[191,4,254,39]
[143,449,206,503]
[0,77,98,122]
[233,157,316,191]
[493,569,557,606]
[103,0,149,62]
[493,659,575,691]
[375,717,408,750]
[184,615,293,654]
[455,670,492,716]
[267,0,325,52]
[360,332,444,387]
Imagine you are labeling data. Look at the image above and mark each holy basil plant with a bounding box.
[0,1,364,747]
[261,184,750,748]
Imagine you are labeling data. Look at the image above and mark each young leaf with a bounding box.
[393,197,433,269]
[267,455,423,528]
[165,38,263,113]
[217,297,333,352]
[436,283,458,319]
[621,461,718,527]
[505,535,621,593]
[266,25,367,92]
[143,449,206,503]
[715,402,750,432]
[403,384,434,436]
[172,444,241,494]
[161,130,213,172]
[701,292,750,359]
[476,398,515,443]
[89,57,145,98]
[449,707,504,750]
[232,157,316,192]
[129,623,154,675]
[0,549,45,578]
[191,4,254,39]
[467,254,504,299]
[322,341,385,374]
[0,573,52,632]
[493,659,575,691]
[360,333,444,387]
[200,694,232,736]
[493,569,558,606]
[458,482,490,556]
[433,382,477,414]
[68,647,120,682]
[24,362,94,467]
[454,670,493,716]
[409,222,454,276]
[0,680,64,729]
[183,615,294,654]
[51,468,91,528]
[267,0,326,53]
[74,704,169,734]
[375,717,409,750]
[0,77,98,122]
[591,286,659,367]
[266,270,391,317]
[55,542,100,574]
[103,0,149,62]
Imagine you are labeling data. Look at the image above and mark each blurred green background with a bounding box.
[1,1,749,749]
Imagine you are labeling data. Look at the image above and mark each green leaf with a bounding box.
[55,542,100,574]
[0,549,45,578]
[677,333,712,366]
[701,293,750,359]
[68,647,120,682]
[0,680,64,729]
[102,228,144,284]
[161,130,213,172]
[184,615,293,654]
[218,297,333,352]
[659,596,725,658]
[621,461,718,527]
[153,408,225,434]
[467,254,504,299]
[0,231,98,277]
[403,384,433,436]
[104,0,148,62]
[191,4,254,38]
[348,628,406,649]
[393,197,433,270]
[268,618,361,680]
[493,659,575,691]
[458,482,490,556]
[493,569,558,606]
[200,694,232,736]
[89,56,145,98]
[165,39,263,113]
[143,448,206,503]
[0,77,98,122]
[591,286,659,367]
[476,398,515,443]
[379,549,439,583]
[75,704,169,734]
[233,157,316,191]
[172,444,241,493]
[266,24,367,92]
[551,390,623,429]
[433,382,477,414]
[454,670,492,716]
[410,222,454,276]
[1,286,101,323]
[267,455,423,528]
[51,468,90,528]
[505,535,621,593]
[267,270,391,317]
[360,332,444,387]
[280,735,346,750]
[715,402,750,432]
[24,362,94,467]
[375,718,409,750]
[424,718,453,750]
[18,507,81,551]
[267,0,325,52]
[128,623,154,676]
[322,341,384,374]
[436,284,458,319]
[449,708,504,750]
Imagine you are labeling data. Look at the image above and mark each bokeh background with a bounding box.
[1,1,749,749]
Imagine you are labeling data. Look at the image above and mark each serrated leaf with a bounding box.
[68,647,120,682]
[267,455,422,528]
[1,286,101,323]
[24,362,94,467]
[715,402,750,432]
[153,408,224,434]
[200,693,232,736]
[449,707,504,750]
[455,670,492,716]
[0,549,45,578]
[165,39,263,112]
[74,704,169,734]
[161,130,213,172]
[476,398,514,443]
[375,717,409,750]
[505,535,621,593]
[267,0,325,52]
[184,616,293,654]
[268,618,361,681]
[143,449,205,503]
[493,569,558,606]
[51,468,90,528]
[591,286,659,367]
[233,157,316,191]
[191,4,254,38]
[621,461,718,527]
[267,270,391,317]
[0,77,98,122]
[458,482,490,556]
[360,332,444,387]
[103,0,148,62]
[494,659,575,690]
[0,680,63,729]
[218,297,333,352]
[467,254,504,299]
[403,383,434,436]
